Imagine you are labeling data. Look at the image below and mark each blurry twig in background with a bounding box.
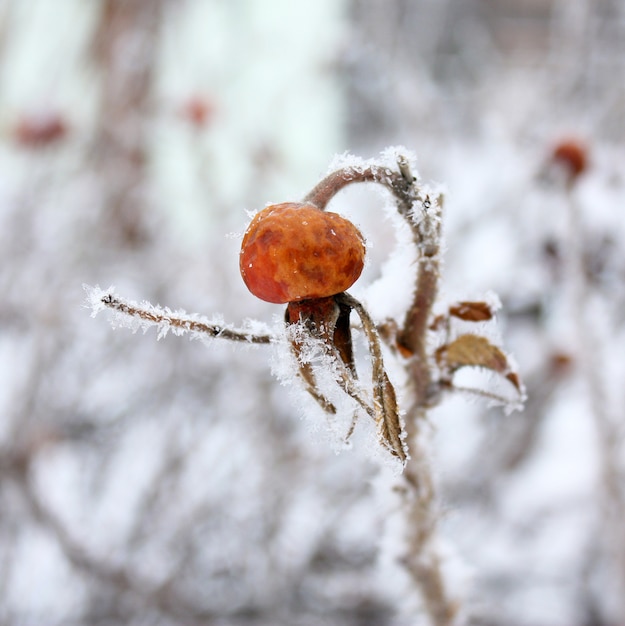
[90,0,164,246]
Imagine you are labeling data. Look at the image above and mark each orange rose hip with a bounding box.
[240,202,366,304]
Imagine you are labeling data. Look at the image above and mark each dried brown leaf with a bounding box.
[373,371,407,462]
[436,334,521,391]
[338,293,407,462]
[449,301,494,322]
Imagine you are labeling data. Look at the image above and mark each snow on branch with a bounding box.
[83,285,273,344]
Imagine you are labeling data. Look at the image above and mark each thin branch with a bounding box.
[86,286,273,344]
[305,164,403,209]
[304,162,420,222]
[396,194,443,405]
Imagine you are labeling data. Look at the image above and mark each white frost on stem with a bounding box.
[83,284,273,344]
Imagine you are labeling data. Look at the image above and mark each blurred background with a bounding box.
[0,1,624,624]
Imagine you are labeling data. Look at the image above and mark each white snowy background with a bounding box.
[0,1,624,625]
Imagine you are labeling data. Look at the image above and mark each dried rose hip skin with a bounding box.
[240,202,366,304]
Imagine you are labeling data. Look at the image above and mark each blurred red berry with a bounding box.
[179,96,214,128]
[551,139,588,182]
[14,111,68,148]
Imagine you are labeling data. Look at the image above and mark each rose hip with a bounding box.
[240,202,366,304]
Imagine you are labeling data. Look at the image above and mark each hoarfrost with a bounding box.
[380,145,419,174]
[327,146,421,184]
[326,151,372,175]
[84,284,272,345]
[83,283,113,318]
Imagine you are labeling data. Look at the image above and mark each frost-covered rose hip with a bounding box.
[240,202,366,304]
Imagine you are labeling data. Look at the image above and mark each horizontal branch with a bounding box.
[84,285,273,344]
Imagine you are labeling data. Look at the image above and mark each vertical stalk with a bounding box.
[306,160,457,625]
[397,197,457,626]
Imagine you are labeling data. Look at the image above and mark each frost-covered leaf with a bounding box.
[436,334,521,392]
[338,293,407,462]
[373,370,407,462]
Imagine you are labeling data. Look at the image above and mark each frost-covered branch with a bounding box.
[85,285,273,344]
[304,153,442,254]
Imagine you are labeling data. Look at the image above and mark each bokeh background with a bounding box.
[1,1,624,625]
